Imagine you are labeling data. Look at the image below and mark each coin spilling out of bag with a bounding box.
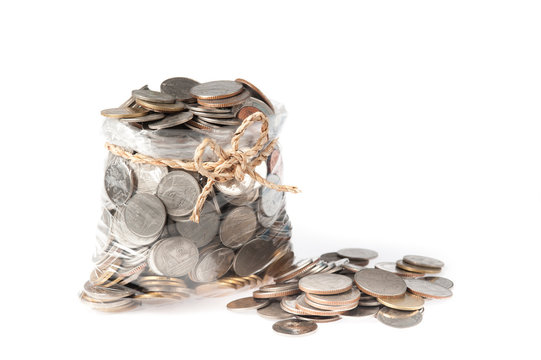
[227,250,453,335]
[82,78,299,311]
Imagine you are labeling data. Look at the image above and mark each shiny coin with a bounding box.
[280,296,309,315]
[185,103,232,113]
[227,297,270,311]
[160,77,200,102]
[272,319,317,336]
[257,302,295,320]
[377,307,423,328]
[295,294,349,316]
[123,193,166,239]
[157,171,201,217]
[148,112,193,129]
[396,259,441,274]
[219,206,257,249]
[104,158,134,205]
[191,247,234,283]
[377,292,425,311]
[176,202,220,248]
[305,287,361,306]
[216,175,255,197]
[295,315,341,323]
[375,261,423,277]
[320,252,342,263]
[299,273,353,295]
[149,236,199,277]
[135,98,186,113]
[233,238,276,276]
[403,255,444,269]
[354,268,407,298]
[197,90,250,108]
[421,276,454,289]
[405,278,453,299]
[101,107,149,119]
[275,258,320,283]
[235,78,275,112]
[130,163,168,194]
[337,248,378,261]
[132,89,175,104]
[190,80,244,100]
[303,296,358,312]
[253,289,300,299]
[260,282,299,293]
[344,305,381,317]
[82,281,134,302]
[120,112,165,123]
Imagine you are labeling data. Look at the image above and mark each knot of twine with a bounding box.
[106,111,300,223]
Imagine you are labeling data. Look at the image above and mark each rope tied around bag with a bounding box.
[106,111,300,223]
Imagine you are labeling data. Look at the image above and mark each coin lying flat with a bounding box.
[303,296,358,312]
[280,296,309,315]
[320,252,342,263]
[295,294,349,316]
[132,89,175,104]
[403,255,444,269]
[260,282,299,293]
[135,98,186,113]
[377,292,425,311]
[421,276,454,289]
[343,305,381,317]
[197,90,251,108]
[149,237,199,277]
[295,315,341,323]
[227,297,269,311]
[337,248,378,261]
[160,77,200,102]
[396,260,441,274]
[101,107,149,118]
[377,307,423,328]
[299,274,353,295]
[354,268,407,298]
[305,287,361,306]
[257,301,295,320]
[375,262,422,277]
[272,319,317,336]
[157,171,201,217]
[190,80,244,100]
[253,288,300,299]
[405,279,453,299]
[148,112,193,130]
[120,112,165,123]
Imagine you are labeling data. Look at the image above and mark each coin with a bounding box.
[101,107,149,119]
[197,116,242,126]
[149,236,199,277]
[405,279,453,299]
[337,248,378,261]
[82,281,134,302]
[191,247,234,283]
[403,255,444,269]
[227,297,270,311]
[120,112,165,123]
[342,262,365,273]
[275,258,320,283]
[421,276,454,289]
[305,288,361,306]
[185,103,232,113]
[272,319,317,336]
[295,315,341,323]
[253,288,301,299]
[219,206,257,249]
[358,295,381,307]
[135,98,186,113]
[354,268,407,298]
[257,302,295,320]
[343,305,381,317]
[148,112,193,130]
[299,273,353,295]
[235,97,274,119]
[260,282,299,293]
[215,175,255,197]
[303,296,358,312]
[396,259,441,274]
[320,252,342,263]
[104,158,134,205]
[377,307,423,328]
[295,294,349,316]
[123,193,166,239]
[280,296,309,315]
[377,292,425,311]
[130,163,168,194]
[190,80,244,100]
[235,78,275,112]
[157,171,201,217]
[197,90,250,108]
[132,89,175,104]
[375,262,422,277]
[176,202,220,248]
[260,174,284,217]
[160,77,200,102]
[233,238,276,276]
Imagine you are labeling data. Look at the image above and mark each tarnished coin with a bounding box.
[320,252,342,263]
[157,171,201,217]
[176,202,220,248]
[132,89,175,104]
[148,112,193,130]
[405,279,453,299]
[120,112,165,123]
[305,288,361,306]
[421,276,454,289]
[192,247,234,283]
[377,293,425,311]
[257,302,295,320]
[219,206,257,249]
[235,78,275,112]
[235,97,274,119]
[358,295,381,307]
[233,238,276,276]
[197,90,250,108]
[354,268,407,298]
[130,163,168,194]
[190,80,244,100]
[299,273,353,295]
[396,259,441,274]
[123,193,166,239]
[104,158,134,205]
[337,248,378,261]
[272,319,317,336]
[227,297,269,311]
[101,107,149,119]
[295,315,341,323]
[344,305,381,317]
[377,307,423,328]
[403,255,444,269]
[149,237,199,277]
[135,98,186,113]
[375,262,423,278]
[160,77,200,102]
[260,174,284,217]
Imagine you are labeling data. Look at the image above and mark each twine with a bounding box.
[106,111,300,223]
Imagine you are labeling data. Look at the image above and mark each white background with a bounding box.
[1,1,539,358]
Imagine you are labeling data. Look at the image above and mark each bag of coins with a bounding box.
[81,78,298,312]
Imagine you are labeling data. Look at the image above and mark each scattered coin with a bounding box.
[299,274,353,295]
[337,248,378,261]
[120,112,165,123]
[354,268,407,298]
[135,98,186,113]
[272,319,317,336]
[377,307,423,328]
[132,89,175,104]
[160,77,200,102]
[377,293,425,311]
[421,276,454,289]
[258,302,295,320]
[305,288,361,306]
[405,279,453,299]
[227,297,270,311]
[396,259,441,274]
[403,255,444,269]
[101,107,149,119]
[190,80,244,100]
[375,262,422,277]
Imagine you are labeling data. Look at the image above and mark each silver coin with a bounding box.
[299,273,353,295]
[219,206,257,249]
[377,307,423,328]
[123,193,166,238]
[421,276,454,289]
[375,261,422,278]
[224,188,259,206]
[215,175,255,197]
[272,319,317,336]
[120,112,165,123]
[303,296,357,312]
[320,252,342,263]
[104,157,134,205]
[130,163,169,194]
[119,85,148,108]
[403,255,444,269]
[405,278,453,299]
[295,315,341,323]
[227,297,270,311]
[148,112,193,130]
[192,247,234,282]
[257,301,295,320]
[305,288,361,305]
[132,89,175,104]
[260,174,284,217]
[344,305,381,317]
[190,80,243,100]
[185,103,232,113]
[337,248,378,261]
[149,236,199,277]
[233,238,276,276]
[234,97,274,118]
[190,111,235,119]
[175,202,220,248]
[160,77,200,102]
[197,116,242,126]
[358,296,381,307]
[157,171,201,217]
[260,282,299,293]
[83,281,134,301]
[354,268,407,298]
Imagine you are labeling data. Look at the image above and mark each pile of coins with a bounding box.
[82,78,294,311]
[227,249,453,335]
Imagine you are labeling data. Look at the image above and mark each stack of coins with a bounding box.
[227,249,453,335]
[83,78,294,311]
